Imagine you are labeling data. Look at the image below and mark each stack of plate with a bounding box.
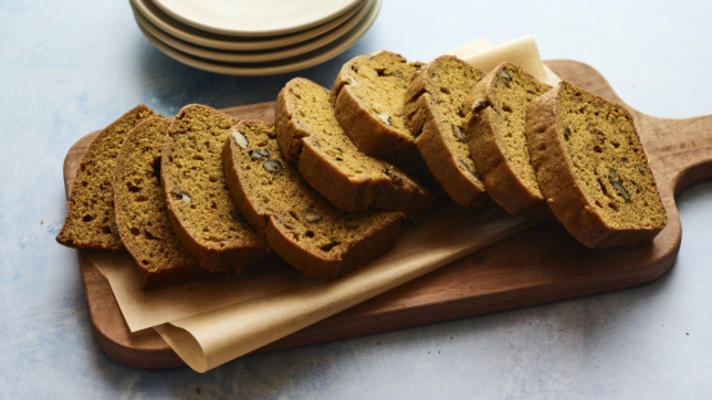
[130,0,382,75]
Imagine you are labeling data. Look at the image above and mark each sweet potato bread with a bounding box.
[404,55,487,207]
[113,116,208,288]
[525,81,666,247]
[331,51,433,181]
[223,120,403,280]
[464,62,552,217]
[57,105,155,250]
[276,77,433,220]
[161,105,268,272]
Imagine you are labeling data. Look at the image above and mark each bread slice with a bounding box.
[404,55,487,207]
[331,50,430,178]
[222,120,403,280]
[463,62,552,217]
[57,105,155,250]
[275,77,434,220]
[161,105,268,272]
[114,116,209,288]
[526,81,666,247]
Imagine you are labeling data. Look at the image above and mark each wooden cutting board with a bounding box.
[64,60,712,369]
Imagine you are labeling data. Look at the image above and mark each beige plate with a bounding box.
[136,0,381,76]
[130,0,366,51]
[132,0,373,63]
[152,0,361,37]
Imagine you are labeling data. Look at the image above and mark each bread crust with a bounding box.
[161,105,269,273]
[526,83,666,248]
[262,212,401,280]
[275,78,434,220]
[403,56,487,207]
[464,63,551,218]
[223,120,403,281]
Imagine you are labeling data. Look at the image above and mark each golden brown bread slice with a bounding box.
[330,50,434,182]
[404,55,487,207]
[222,120,404,280]
[276,77,434,220]
[464,62,552,217]
[114,116,209,288]
[161,104,269,273]
[525,81,666,247]
[57,105,155,250]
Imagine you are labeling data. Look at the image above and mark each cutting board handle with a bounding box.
[642,114,712,197]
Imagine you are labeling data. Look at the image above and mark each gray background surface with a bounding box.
[1,0,711,398]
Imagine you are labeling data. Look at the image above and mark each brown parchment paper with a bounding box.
[85,36,558,372]
[152,206,532,372]
[89,252,307,332]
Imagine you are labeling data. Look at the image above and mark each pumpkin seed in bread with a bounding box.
[161,105,268,273]
[404,55,487,207]
[57,105,155,250]
[276,77,434,220]
[464,62,552,217]
[114,116,209,288]
[525,81,666,247]
[223,120,403,280]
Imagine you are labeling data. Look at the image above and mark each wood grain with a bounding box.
[63,60,712,368]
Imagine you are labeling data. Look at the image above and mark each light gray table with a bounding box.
[1,1,710,398]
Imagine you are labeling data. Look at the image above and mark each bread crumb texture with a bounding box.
[282,77,388,177]
[404,55,486,205]
[335,51,421,135]
[484,63,551,195]
[277,77,432,218]
[163,105,264,252]
[114,116,198,285]
[57,104,155,250]
[225,120,402,279]
[556,82,666,230]
[411,56,483,173]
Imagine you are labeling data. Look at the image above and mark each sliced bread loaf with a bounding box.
[331,51,430,178]
[464,62,552,217]
[275,77,434,220]
[526,81,666,247]
[404,55,487,207]
[161,105,268,272]
[222,120,404,280]
[57,104,155,250]
[114,116,208,288]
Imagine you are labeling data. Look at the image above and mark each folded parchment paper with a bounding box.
[86,36,558,372]
[447,36,560,86]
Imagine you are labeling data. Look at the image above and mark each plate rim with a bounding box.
[150,0,362,37]
[132,0,375,63]
[131,0,366,51]
[136,0,381,76]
